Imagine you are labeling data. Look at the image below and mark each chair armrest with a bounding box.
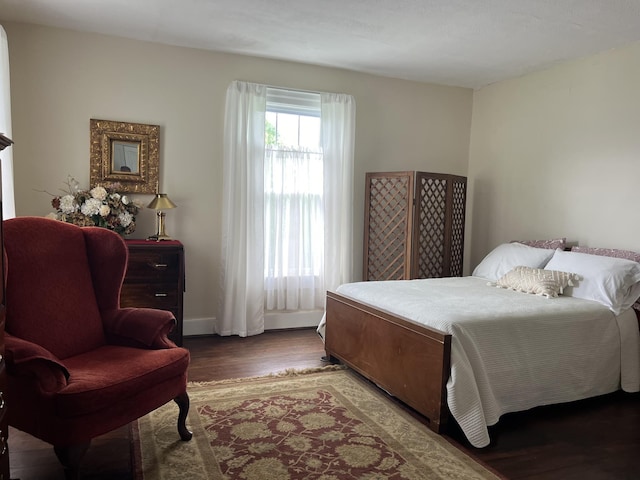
[4,333,70,392]
[102,308,177,349]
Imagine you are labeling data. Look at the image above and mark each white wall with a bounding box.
[2,21,473,335]
[468,41,640,268]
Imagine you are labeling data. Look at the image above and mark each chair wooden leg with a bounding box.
[174,391,193,441]
[53,442,91,480]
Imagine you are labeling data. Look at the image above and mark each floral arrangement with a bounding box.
[47,176,143,235]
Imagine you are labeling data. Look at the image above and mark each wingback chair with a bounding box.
[2,217,192,478]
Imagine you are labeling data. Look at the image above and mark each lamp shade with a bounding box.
[147,193,176,210]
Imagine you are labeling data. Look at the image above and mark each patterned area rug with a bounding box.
[132,367,500,479]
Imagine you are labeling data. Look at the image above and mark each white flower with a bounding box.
[80,197,103,216]
[90,186,108,201]
[59,194,78,214]
[45,212,59,220]
[121,195,130,205]
[68,175,81,194]
[119,211,133,227]
[98,204,111,217]
[110,192,121,201]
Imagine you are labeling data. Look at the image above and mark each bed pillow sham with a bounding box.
[544,249,640,314]
[512,237,566,250]
[571,246,640,311]
[495,266,578,298]
[570,246,640,263]
[472,242,557,282]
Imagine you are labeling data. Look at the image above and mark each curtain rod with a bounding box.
[235,80,344,97]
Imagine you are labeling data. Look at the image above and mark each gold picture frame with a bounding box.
[90,119,160,194]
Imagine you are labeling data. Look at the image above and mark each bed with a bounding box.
[319,242,640,448]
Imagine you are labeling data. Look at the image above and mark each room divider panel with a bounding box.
[363,171,467,281]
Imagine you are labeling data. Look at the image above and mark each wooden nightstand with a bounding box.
[121,240,185,346]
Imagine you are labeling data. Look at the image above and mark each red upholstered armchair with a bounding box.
[3,217,192,478]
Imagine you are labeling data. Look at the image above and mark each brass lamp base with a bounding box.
[147,211,172,241]
[147,234,173,241]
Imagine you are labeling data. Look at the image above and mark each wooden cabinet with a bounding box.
[0,133,11,480]
[0,365,7,480]
[121,240,185,346]
[363,171,466,281]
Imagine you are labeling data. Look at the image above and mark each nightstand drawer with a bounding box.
[124,252,180,282]
[120,284,179,309]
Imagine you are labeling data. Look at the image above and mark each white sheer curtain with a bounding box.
[321,93,355,292]
[264,146,325,311]
[0,25,15,219]
[219,81,266,337]
[219,81,355,336]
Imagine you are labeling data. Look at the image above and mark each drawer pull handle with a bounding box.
[0,392,4,410]
[152,263,168,269]
[155,293,169,297]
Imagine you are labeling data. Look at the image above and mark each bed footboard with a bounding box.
[325,291,452,432]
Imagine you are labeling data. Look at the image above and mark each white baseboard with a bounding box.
[264,310,324,330]
[183,316,216,336]
[183,310,324,337]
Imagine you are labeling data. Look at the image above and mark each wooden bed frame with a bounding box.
[326,290,640,438]
[324,290,452,432]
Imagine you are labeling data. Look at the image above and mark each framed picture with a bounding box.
[90,119,160,194]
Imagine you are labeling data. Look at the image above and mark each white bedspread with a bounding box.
[320,276,640,448]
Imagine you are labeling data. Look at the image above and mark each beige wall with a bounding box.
[468,41,640,269]
[2,22,473,334]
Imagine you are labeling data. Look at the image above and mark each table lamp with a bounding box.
[147,193,177,241]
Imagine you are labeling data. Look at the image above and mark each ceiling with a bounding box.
[2,0,640,89]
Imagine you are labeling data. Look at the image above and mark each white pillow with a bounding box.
[472,243,557,282]
[544,250,640,315]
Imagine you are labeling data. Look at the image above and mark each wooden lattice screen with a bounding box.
[363,171,467,281]
[414,172,467,278]
[363,172,414,281]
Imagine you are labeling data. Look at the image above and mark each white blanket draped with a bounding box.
[319,276,640,448]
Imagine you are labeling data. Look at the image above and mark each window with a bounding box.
[263,88,324,311]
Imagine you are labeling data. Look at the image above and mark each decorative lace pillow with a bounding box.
[513,238,567,250]
[495,266,579,298]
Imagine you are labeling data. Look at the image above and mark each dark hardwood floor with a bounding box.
[8,328,640,479]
